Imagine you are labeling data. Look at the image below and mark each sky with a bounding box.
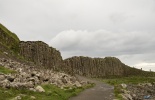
[0,0,155,71]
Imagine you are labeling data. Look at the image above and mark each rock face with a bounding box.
[0,23,65,71]
[64,56,152,77]
[19,41,64,71]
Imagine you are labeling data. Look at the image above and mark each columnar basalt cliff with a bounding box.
[0,23,65,71]
[0,23,154,78]
[64,56,152,77]
[19,41,64,70]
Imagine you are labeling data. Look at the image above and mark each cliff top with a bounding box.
[0,23,20,42]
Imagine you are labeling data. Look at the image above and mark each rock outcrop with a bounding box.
[19,41,64,71]
[0,23,65,71]
[64,56,153,77]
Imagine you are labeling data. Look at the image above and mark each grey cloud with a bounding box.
[50,30,155,58]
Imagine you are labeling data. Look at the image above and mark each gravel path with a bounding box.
[69,75,114,100]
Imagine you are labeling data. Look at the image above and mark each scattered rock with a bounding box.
[35,85,45,92]
[120,94,128,100]
[11,96,22,100]
[0,58,87,92]
[3,52,8,55]
[61,78,67,84]
[7,75,15,82]
[146,83,152,87]
[29,88,36,92]
[124,93,133,100]
[74,81,82,87]
[121,83,127,89]
[120,83,155,100]
[30,96,36,100]
[0,74,5,81]
[144,95,151,99]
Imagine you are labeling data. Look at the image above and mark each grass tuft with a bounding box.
[0,66,16,74]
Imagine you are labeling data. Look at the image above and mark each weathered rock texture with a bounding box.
[0,23,65,71]
[19,41,64,71]
[64,56,153,77]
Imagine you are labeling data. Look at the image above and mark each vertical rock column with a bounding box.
[19,41,64,71]
[64,56,134,77]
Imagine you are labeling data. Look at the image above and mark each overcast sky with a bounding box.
[0,0,155,71]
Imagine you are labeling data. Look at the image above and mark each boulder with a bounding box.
[30,96,36,100]
[120,94,128,100]
[35,86,45,92]
[74,81,82,87]
[29,88,36,92]
[61,78,68,84]
[11,96,21,100]
[121,84,127,89]
[7,75,15,82]
[0,74,5,81]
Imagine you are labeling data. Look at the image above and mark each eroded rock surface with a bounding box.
[19,41,64,71]
[64,56,149,77]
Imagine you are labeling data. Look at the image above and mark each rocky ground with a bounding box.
[120,83,155,100]
[0,58,88,92]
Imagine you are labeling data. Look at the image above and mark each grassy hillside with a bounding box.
[0,23,19,42]
[0,23,20,54]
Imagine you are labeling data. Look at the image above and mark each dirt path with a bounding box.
[69,75,114,100]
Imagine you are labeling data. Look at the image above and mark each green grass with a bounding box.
[0,23,20,54]
[0,83,94,100]
[102,76,155,99]
[103,76,155,85]
[0,66,16,74]
[0,23,19,42]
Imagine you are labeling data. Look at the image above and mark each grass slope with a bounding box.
[0,23,19,42]
[0,23,20,54]
[0,84,94,100]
